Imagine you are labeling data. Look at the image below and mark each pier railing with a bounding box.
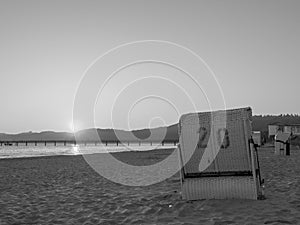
[0,140,179,147]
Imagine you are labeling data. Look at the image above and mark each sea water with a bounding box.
[0,142,176,159]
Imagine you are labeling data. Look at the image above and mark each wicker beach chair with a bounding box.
[274,131,291,155]
[178,107,264,200]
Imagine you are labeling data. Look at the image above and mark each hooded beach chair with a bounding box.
[178,107,264,200]
[274,131,290,155]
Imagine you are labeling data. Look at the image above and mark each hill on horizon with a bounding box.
[1,114,300,142]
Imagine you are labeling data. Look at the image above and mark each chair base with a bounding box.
[182,176,259,200]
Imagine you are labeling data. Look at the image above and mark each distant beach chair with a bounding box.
[274,131,290,155]
[178,107,264,200]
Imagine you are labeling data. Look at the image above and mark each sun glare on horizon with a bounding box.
[69,121,75,133]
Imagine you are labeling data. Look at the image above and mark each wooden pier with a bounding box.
[0,140,178,147]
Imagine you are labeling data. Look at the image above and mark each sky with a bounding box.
[0,0,299,133]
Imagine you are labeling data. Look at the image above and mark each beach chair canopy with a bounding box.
[179,107,255,176]
[275,132,290,143]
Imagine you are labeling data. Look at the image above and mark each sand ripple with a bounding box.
[0,148,300,224]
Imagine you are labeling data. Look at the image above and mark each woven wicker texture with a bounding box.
[182,176,257,200]
[179,107,254,174]
[178,107,262,200]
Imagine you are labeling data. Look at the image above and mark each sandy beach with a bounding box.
[0,147,300,225]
